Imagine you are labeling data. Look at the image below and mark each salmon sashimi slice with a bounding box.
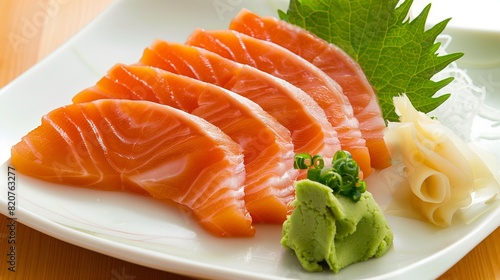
[138,40,341,166]
[229,9,391,169]
[186,29,373,177]
[11,99,255,237]
[73,64,298,223]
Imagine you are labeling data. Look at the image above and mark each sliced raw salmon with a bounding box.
[186,29,373,177]
[229,9,391,169]
[138,40,341,166]
[11,99,255,237]
[73,64,298,223]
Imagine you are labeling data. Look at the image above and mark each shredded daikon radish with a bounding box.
[430,35,488,141]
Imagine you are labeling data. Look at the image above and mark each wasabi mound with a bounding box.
[281,179,393,272]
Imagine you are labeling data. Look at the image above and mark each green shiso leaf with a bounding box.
[278,0,463,122]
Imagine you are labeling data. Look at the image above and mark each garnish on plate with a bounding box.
[383,94,500,226]
[294,151,367,202]
[282,152,392,272]
[279,0,464,122]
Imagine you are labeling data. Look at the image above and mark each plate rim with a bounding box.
[1,0,499,279]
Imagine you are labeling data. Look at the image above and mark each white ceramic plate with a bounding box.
[1,0,499,279]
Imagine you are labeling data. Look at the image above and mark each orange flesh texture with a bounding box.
[138,41,342,165]
[186,30,373,177]
[74,64,298,223]
[230,9,391,170]
[11,99,255,237]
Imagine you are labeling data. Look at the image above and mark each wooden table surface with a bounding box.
[0,1,499,279]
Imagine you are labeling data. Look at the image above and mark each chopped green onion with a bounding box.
[320,169,342,192]
[340,174,356,191]
[307,168,322,182]
[356,180,367,193]
[294,153,312,169]
[351,189,362,202]
[293,150,367,203]
[332,150,352,161]
[312,155,324,169]
[332,157,359,177]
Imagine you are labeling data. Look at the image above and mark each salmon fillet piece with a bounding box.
[186,29,373,177]
[230,9,391,169]
[74,64,298,223]
[11,99,254,237]
[138,40,341,166]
